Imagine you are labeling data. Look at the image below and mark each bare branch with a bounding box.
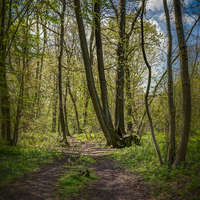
[126,6,142,40]
[109,0,118,22]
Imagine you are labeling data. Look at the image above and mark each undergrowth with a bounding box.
[74,131,200,200]
[0,131,64,188]
[57,153,99,198]
[109,132,200,200]
[74,132,106,143]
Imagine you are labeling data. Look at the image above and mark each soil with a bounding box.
[0,137,152,200]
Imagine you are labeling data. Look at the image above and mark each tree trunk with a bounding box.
[0,0,11,145]
[163,0,176,164]
[74,0,119,147]
[82,20,95,129]
[13,55,25,146]
[52,74,57,132]
[172,0,191,167]
[94,0,113,128]
[125,65,133,132]
[36,15,47,118]
[58,0,69,146]
[35,13,40,117]
[82,76,90,129]
[124,6,141,133]
[64,81,70,136]
[141,0,163,165]
[114,0,126,137]
[67,80,80,134]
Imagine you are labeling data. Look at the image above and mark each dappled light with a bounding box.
[0,0,199,199]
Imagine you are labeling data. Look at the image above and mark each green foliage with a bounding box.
[109,132,200,199]
[74,132,106,143]
[57,154,98,198]
[0,131,64,188]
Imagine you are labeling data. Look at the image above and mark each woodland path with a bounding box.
[0,137,151,200]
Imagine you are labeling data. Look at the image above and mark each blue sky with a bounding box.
[146,0,199,40]
[145,0,200,64]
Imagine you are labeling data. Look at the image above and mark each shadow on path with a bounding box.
[0,137,151,200]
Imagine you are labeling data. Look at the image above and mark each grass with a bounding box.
[109,132,200,200]
[1,129,199,199]
[57,153,99,198]
[0,131,64,188]
[74,131,200,200]
[0,130,99,199]
[74,132,106,143]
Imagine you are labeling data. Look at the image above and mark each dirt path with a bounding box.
[0,137,151,200]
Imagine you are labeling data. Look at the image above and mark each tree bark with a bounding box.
[172,0,191,167]
[74,0,119,147]
[114,0,126,137]
[0,0,11,145]
[36,15,47,117]
[58,0,69,145]
[82,76,90,129]
[141,0,163,165]
[124,6,142,133]
[125,65,133,132]
[52,74,57,132]
[163,0,176,164]
[67,80,80,134]
[64,81,70,136]
[94,0,113,128]
[13,22,29,146]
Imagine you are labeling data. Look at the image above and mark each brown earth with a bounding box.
[0,137,152,200]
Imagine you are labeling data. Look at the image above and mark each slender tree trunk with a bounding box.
[0,0,11,145]
[172,0,191,167]
[114,0,126,137]
[125,64,133,132]
[36,15,47,117]
[141,0,163,165]
[67,80,80,134]
[82,76,90,129]
[35,13,40,117]
[64,81,70,136]
[124,6,141,133]
[94,0,113,128]
[52,74,57,132]
[82,20,94,129]
[58,0,69,145]
[0,0,6,139]
[13,55,25,146]
[163,0,176,164]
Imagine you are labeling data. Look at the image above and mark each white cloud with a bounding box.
[146,0,174,11]
[146,0,163,11]
[183,15,195,26]
[151,19,164,35]
[158,12,165,21]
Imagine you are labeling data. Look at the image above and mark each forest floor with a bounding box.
[0,137,151,200]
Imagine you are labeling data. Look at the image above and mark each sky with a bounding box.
[137,0,200,86]
[145,0,200,63]
[146,0,199,35]
[145,0,199,37]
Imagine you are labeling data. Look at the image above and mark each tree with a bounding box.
[172,0,191,167]
[57,0,69,145]
[114,0,126,137]
[163,0,176,164]
[67,79,81,134]
[141,0,163,165]
[74,0,120,147]
[0,0,11,144]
